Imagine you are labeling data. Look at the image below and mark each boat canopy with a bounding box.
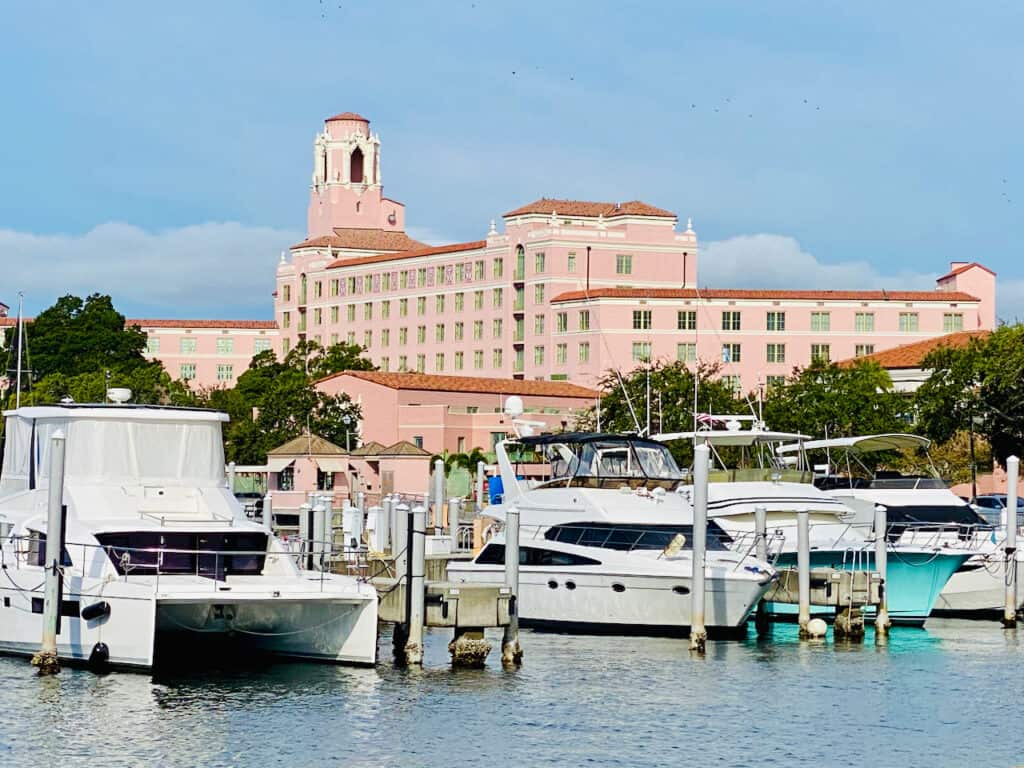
[776,433,931,455]
[512,433,686,486]
[653,429,811,447]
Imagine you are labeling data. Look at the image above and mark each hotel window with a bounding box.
[567,252,576,272]
[398,355,408,371]
[721,375,742,395]
[331,306,339,323]
[810,311,830,332]
[417,325,426,343]
[399,327,408,345]
[556,343,567,364]
[615,254,633,274]
[534,345,545,365]
[767,375,786,389]
[380,357,390,371]
[347,305,356,322]
[383,272,392,291]
[436,295,445,313]
[493,258,504,278]
[282,284,291,302]
[364,275,373,292]
[578,342,591,363]
[579,310,591,331]
[346,277,356,293]
[943,313,964,332]
[180,363,197,380]
[556,312,568,333]
[514,286,525,309]
[766,343,785,363]
[400,272,408,289]
[281,338,290,355]
[282,312,290,329]
[493,288,503,308]
[381,328,390,347]
[400,298,409,317]
[314,280,323,299]
[436,266,445,284]
[534,285,546,304]
[455,351,464,370]
[854,312,875,332]
[534,252,546,273]
[855,344,875,357]
[474,320,484,340]
[677,310,697,331]
[721,311,741,331]
[417,268,427,287]
[534,315,545,335]
[330,279,339,297]
[474,290,484,310]
[493,348,504,368]
[766,311,786,332]
[347,331,356,345]
[455,292,465,312]
[435,353,445,372]
[455,263,465,282]
[364,330,372,348]
[417,297,427,316]
[474,350,484,369]
[633,310,652,330]
[381,301,390,319]
[313,308,322,325]
[216,364,233,382]
[811,344,831,363]
[254,338,272,353]
[413,435,424,449]
[146,337,160,353]
[898,312,919,332]
[416,354,426,372]
[475,260,485,280]
[277,465,294,491]
[493,319,503,338]
[216,337,234,354]
[180,337,197,354]
[435,324,445,342]
[676,343,696,363]
[330,333,338,345]
[455,321,464,341]
[721,343,741,363]
[632,342,651,362]
[364,302,373,321]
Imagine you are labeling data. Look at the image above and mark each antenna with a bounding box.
[15,293,24,409]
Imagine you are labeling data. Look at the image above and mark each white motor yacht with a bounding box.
[0,403,378,670]
[778,433,1024,618]
[448,433,776,637]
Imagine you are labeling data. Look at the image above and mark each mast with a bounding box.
[15,292,24,409]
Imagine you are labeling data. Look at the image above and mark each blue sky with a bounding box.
[1,1,1021,319]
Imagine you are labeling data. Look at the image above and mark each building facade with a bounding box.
[276,112,997,393]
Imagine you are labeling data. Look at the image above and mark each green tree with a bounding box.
[281,339,376,380]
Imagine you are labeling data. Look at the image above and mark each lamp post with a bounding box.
[342,414,351,453]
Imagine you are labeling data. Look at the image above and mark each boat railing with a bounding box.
[769,519,994,554]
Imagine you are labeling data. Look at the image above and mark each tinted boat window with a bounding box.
[95,531,268,577]
[474,543,601,566]
[545,522,731,551]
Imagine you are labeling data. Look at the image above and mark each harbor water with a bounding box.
[2,621,1022,767]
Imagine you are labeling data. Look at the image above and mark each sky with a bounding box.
[1,1,1022,321]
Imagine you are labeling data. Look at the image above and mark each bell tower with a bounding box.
[307,112,406,238]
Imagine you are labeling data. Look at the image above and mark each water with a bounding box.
[1,621,1022,767]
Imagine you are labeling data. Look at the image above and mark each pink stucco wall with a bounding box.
[136,321,278,389]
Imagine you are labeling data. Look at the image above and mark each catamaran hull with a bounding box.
[931,552,1024,618]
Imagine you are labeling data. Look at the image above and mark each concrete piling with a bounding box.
[1004,456,1019,628]
[433,458,445,531]
[689,443,709,653]
[262,492,273,535]
[404,505,427,665]
[796,509,813,638]
[227,460,236,493]
[394,502,409,577]
[874,504,891,637]
[476,461,485,513]
[753,504,770,637]
[501,505,523,665]
[321,494,334,565]
[368,505,387,552]
[449,497,462,552]
[32,430,67,675]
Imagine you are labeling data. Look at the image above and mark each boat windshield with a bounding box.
[518,434,686,490]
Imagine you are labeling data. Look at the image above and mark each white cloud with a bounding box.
[1,222,300,318]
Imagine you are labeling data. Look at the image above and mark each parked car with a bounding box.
[972,494,1024,526]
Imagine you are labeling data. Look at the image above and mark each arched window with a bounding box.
[350,147,364,183]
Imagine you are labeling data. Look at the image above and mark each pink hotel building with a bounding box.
[275,111,997,394]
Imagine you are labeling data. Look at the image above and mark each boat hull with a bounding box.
[932,552,1024,618]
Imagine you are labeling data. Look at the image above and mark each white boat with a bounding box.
[448,433,776,636]
[655,422,971,625]
[778,433,1024,618]
[0,403,378,670]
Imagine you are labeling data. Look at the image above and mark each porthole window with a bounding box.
[547,580,558,590]
[565,580,577,590]
[672,585,690,595]
[611,583,626,593]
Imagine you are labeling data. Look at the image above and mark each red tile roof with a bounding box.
[128,319,277,330]
[551,287,981,303]
[290,228,428,253]
[325,112,369,122]
[327,240,486,270]
[839,331,990,369]
[318,370,600,399]
[937,262,997,281]
[504,198,676,219]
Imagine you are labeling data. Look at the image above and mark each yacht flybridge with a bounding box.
[0,403,378,669]
[448,433,777,636]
